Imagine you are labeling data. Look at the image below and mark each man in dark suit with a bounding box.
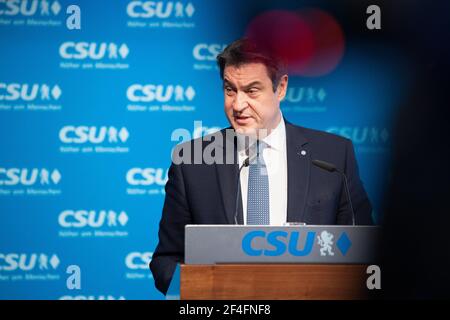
[150,38,373,295]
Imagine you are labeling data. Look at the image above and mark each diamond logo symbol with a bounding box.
[49,254,60,269]
[317,88,327,102]
[118,211,128,226]
[51,85,62,100]
[336,232,352,256]
[185,86,195,101]
[185,3,195,17]
[51,169,61,184]
[51,1,61,15]
[118,44,129,59]
[118,127,129,142]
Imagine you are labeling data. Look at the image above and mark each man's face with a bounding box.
[223,62,288,137]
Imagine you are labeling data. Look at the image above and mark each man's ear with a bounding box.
[277,75,288,101]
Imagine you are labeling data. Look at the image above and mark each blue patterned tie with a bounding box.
[247,141,270,225]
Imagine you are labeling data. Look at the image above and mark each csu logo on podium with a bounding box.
[242,231,316,257]
[241,230,352,257]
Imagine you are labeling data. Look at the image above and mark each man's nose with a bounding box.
[233,91,248,112]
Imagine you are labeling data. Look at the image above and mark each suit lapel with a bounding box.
[285,121,311,223]
[215,128,240,224]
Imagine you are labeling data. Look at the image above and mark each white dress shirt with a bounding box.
[237,116,288,225]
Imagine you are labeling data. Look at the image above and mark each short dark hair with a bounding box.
[216,38,287,92]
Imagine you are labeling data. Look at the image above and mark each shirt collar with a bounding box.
[262,115,285,152]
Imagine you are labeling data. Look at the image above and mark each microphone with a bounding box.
[312,159,356,225]
[234,153,256,224]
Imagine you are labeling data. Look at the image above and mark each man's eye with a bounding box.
[247,88,259,94]
[225,87,235,94]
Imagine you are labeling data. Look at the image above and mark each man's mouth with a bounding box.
[234,115,252,125]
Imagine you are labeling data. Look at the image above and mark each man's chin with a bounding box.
[234,125,269,139]
[234,125,256,136]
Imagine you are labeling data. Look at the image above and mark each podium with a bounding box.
[181,225,380,300]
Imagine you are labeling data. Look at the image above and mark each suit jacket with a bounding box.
[150,120,373,294]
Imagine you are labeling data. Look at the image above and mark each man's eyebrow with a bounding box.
[223,79,236,88]
[242,81,263,89]
[223,80,263,89]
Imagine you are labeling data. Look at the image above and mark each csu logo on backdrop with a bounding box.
[125,1,196,29]
[0,253,62,282]
[0,83,61,101]
[0,83,63,112]
[193,43,226,61]
[59,42,130,60]
[126,84,196,112]
[284,87,327,104]
[126,168,168,186]
[59,126,129,144]
[126,1,195,19]
[0,168,61,186]
[193,43,227,71]
[58,210,130,238]
[0,168,62,196]
[59,126,130,154]
[326,126,389,153]
[0,0,61,16]
[0,253,59,271]
[125,252,154,280]
[125,252,153,270]
[281,87,327,113]
[0,0,64,28]
[127,84,195,103]
[59,42,131,70]
[58,210,129,228]
[126,168,168,196]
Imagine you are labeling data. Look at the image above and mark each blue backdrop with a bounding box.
[0,0,407,299]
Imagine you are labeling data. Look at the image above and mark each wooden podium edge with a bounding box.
[180,264,369,300]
